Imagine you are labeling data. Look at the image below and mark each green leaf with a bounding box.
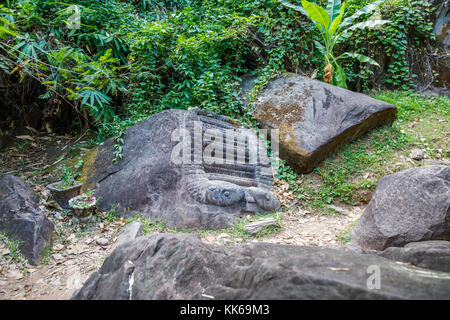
[336,30,351,44]
[337,19,390,44]
[328,2,346,37]
[278,0,308,16]
[42,80,57,85]
[314,40,326,55]
[332,63,347,89]
[341,0,386,29]
[339,52,380,67]
[301,0,330,31]
[347,19,390,32]
[326,0,341,22]
[0,26,17,37]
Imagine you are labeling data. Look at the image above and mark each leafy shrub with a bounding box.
[341,0,435,90]
[280,0,390,88]
[0,0,438,141]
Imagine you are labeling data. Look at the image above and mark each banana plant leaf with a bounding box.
[326,0,342,22]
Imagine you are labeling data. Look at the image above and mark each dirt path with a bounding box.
[264,206,362,246]
[1,207,360,300]
[0,218,127,300]
[201,206,363,247]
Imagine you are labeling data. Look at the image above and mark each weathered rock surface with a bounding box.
[429,0,450,90]
[321,244,366,255]
[72,233,450,300]
[377,241,450,273]
[239,73,258,108]
[430,0,449,49]
[81,109,279,230]
[96,238,109,247]
[0,175,54,265]
[253,74,397,173]
[113,221,143,249]
[351,165,450,250]
[410,148,425,161]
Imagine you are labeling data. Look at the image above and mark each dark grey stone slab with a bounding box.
[72,233,450,300]
[0,175,54,265]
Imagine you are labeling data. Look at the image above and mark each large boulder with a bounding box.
[81,109,279,230]
[430,0,449,49]
[377,241,450,273]
[72,233,450,300]
[430,0,450,91]
[0,175,54,265]
[252,74,397,173]
[351,165,450,251]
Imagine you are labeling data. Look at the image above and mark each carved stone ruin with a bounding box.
[81,109,280,229]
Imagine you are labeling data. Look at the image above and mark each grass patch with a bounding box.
[0,233,26,266]
[336,220,358,245]
[128,211,282,242]
[104,205,121,222]
[13,140,31,153]
[39,244,53,265]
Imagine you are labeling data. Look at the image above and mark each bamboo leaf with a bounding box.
[0,26,17,37]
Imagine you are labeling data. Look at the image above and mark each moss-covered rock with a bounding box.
[253,74,398,173]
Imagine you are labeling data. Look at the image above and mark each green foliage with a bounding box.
[372,90,450,121]
[276,158,303,197]
[345,0,375,15]
[0,0,439,141]
[69,192,96,208]
[57,157,83,188]
[342,0,435,90]
[280,0,389,88]
[126,7,255,116]
[0,4,16,39]
[336,220,357,244]
[112,130,124,164]
[66,49,121,125]
[104,205,120,222]
[0,233,26,266]
[312,125,412,204]
[2,0,135,132]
